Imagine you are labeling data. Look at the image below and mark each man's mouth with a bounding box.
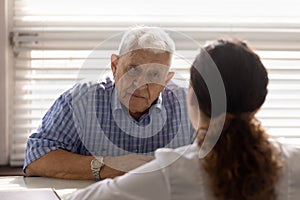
[131,93,145,99]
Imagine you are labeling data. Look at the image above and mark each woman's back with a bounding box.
[67,140,300,200]
[155,140,300,200]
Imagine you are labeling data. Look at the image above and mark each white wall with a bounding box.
[0,0,10,165]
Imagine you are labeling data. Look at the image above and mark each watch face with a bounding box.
[91,159,102,169]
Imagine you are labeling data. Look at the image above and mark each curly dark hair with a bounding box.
[190,39,282,200]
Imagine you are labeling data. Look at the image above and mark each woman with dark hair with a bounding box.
[67,39,300,200]
[191,39,281,200]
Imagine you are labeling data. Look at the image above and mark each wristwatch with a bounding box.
[90,157,104,181]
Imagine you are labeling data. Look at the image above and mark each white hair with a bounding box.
[118,26,175,56]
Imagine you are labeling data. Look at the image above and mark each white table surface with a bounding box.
[0,176,94,199]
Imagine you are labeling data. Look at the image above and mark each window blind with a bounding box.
[10,0,300,166]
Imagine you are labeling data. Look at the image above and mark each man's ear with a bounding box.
[164,71,175,85]
[111,54,119,77]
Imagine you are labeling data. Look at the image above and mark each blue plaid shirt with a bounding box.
[24,77,195,170]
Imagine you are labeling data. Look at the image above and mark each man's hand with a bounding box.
[100,154,154,179]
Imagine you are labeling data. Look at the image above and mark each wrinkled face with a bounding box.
[111,49,174,119]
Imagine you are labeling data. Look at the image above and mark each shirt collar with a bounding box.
[112,88,123,111]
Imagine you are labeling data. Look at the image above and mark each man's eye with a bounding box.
[152,71,160,78]
[129,66,137,71]
[128,66,140,75]
[148,70,161,81]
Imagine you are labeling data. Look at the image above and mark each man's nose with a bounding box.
[132,75,148,89]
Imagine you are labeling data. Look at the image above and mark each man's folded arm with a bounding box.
[25,150,153,180]
[25,150,95,179]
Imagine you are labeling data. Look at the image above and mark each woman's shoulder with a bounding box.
[153,143,199,169]
[153,143,212,199]
[270,138,300,159]
[270,138,300,199]
[155,143,198,159]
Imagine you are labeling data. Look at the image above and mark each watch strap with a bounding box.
[91,157,104,181]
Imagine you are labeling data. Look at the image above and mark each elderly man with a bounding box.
[24,26,194,180]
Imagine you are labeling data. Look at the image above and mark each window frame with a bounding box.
[0,0,12,165]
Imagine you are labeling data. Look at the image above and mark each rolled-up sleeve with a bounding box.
[23,87,86,171]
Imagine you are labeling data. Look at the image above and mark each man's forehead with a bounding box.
[123,49,171,64]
